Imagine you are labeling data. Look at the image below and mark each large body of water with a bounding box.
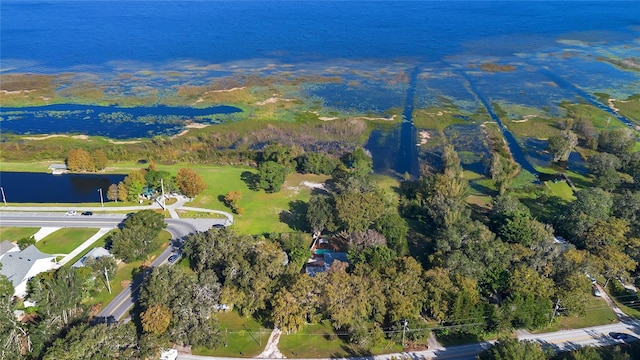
[2,1,638,71]
[1,1,639,177]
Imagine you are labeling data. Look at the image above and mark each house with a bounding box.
[305,252,349,277]
[72,247,111,268]
[0,240,18,259]
[0,245,59,297]
[48,163,68,175]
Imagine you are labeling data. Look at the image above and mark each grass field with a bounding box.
[279,321,403,357]
[531,296,618,334]
[191,311,270,357]
[35,228,101,254]
[0,227,39,242]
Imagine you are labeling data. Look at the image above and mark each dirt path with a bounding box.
[256,329,286,359]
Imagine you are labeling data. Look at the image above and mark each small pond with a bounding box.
[0,172,126,203]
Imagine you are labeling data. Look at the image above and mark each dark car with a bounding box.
[610,332,629,340]
[168,254,180,263]
[212,224,226,229]
[81,211,93,216]
[92,315,117,326]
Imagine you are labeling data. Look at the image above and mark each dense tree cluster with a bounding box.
[106,164,203,203]
[110,210,167,262]
[66,148,109,172]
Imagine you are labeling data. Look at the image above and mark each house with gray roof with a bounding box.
[72,247,111,268]
[0,245,59,297]
[0,240,18,259]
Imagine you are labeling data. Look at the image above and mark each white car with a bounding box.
[65,210,77,216]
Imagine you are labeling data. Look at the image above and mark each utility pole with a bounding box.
[0,187,6,206]
[549,299,561,325]
[104,267,111,294]
[401,319,408,348]
[98,188,104,207]
[160,178,166,208]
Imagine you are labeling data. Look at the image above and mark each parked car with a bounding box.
[81,211,93,216]
[593,286,602,297]
[212,223,226,229]
[610,332,629,340]
[65,210,77,216]
[168,254,180,263]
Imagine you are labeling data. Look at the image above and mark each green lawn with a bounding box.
[0,227,39,242]
[545,180,575,201]
[191,311,270,357]
[35,228,101,254]
[532,297,618,333]
[135,164,330,235]
[278,321,402,358]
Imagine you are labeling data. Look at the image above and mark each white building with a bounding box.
[0,245,59,298]
[72,247,112,268]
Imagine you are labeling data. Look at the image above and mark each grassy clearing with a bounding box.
[544,180,575,201]
[0,227,39,242]
[35,228,101,254]
[532,297,617,333]
[278,321,402,358]
[140,164,330,235]
[89,231,171,308]
[192,311,269,357]
[561,102,628,130]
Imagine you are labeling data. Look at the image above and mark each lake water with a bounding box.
[0,104,242,139]
[1,1,639,176]
[0,172,125,204]
[2,1,638,71]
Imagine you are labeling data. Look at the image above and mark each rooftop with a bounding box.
[0,245,55,289]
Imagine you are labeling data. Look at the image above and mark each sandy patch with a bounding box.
[607,98,627,113]
[192,87,246,105]
[417,130,431,146]
[511,114,538,123]
[170,123,210,138]
[301,181,325,190]
[22,134,88,141]
[255,97,294,106]
[352,115,396,121]
[0,89,36,95]
[106,139,142,144]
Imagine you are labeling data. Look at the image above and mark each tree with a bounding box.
[0,274,23,360]
[175,168,206,198]
[587,152,621,190]
[306,193,336,235]
[123,209,166,233]
[335,191,385,233]
[258,161,287,193]
[224,190,242,214]
[547,130,578,162]
[117,181,128,202]
[478,338,548,360]
[92,150,108,170]
[66,148,94,172]
[17,235,36,250]
[123,169,146,201]
[374,213,409,256]
[110,225,161,262]
[140,304,172,335]
[107,183,119,202]
[490,151,520,194]
[297,152,339,175]
[598,128,635,157]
